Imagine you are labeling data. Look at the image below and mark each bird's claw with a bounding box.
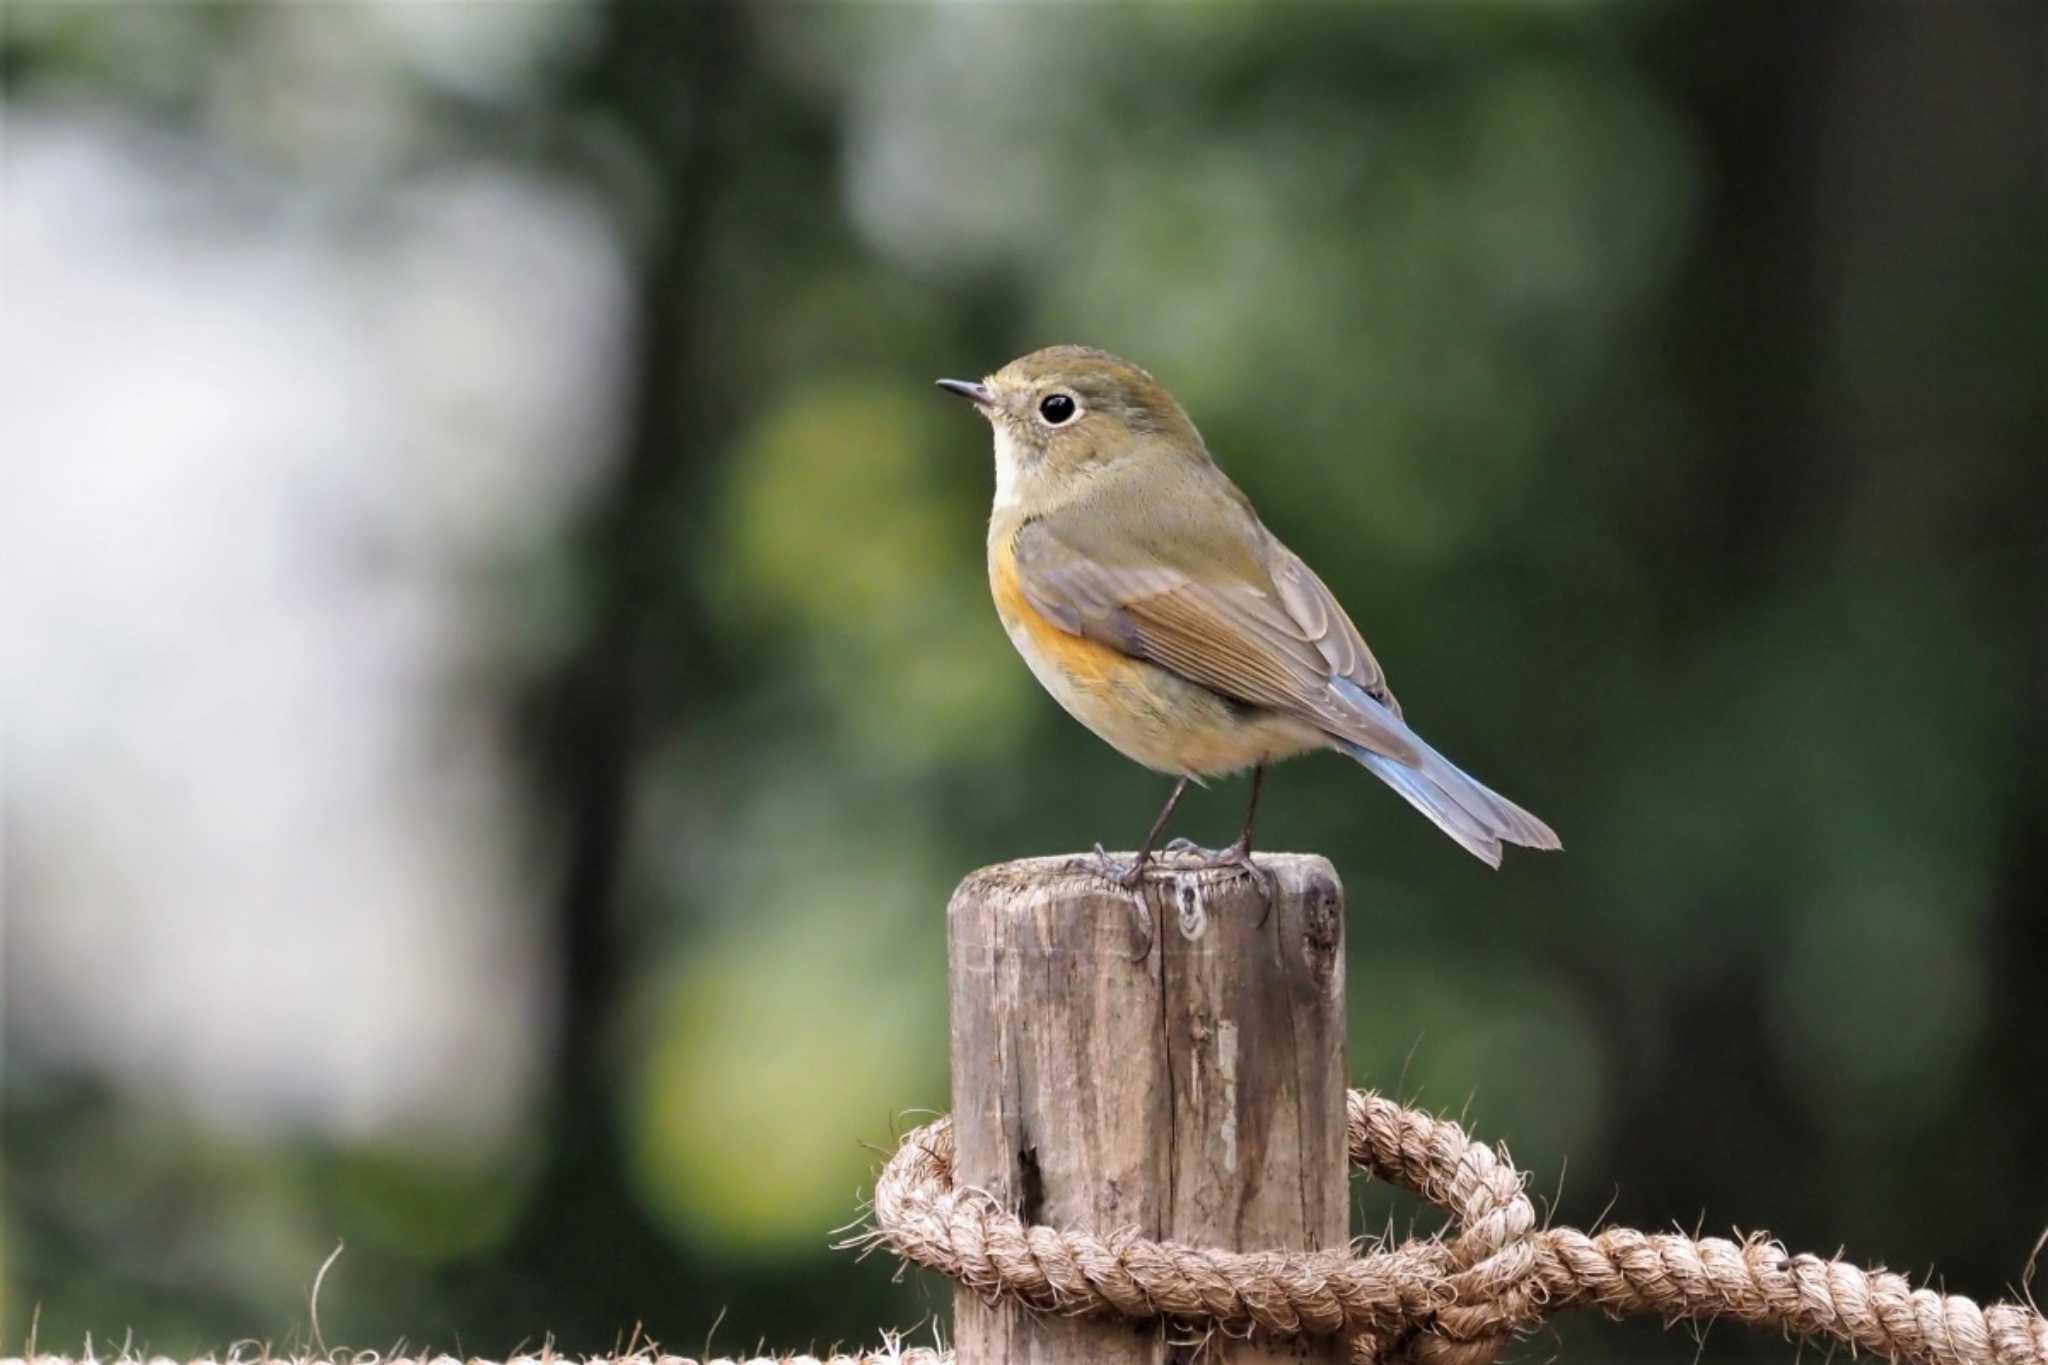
[1197,840,1275,918]
[1092,843,1157,961]
[1233,851,1278,916]
[1092,842,1149,889]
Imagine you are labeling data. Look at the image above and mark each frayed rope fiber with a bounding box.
[2,1356,943,1365]
[867,1090,2048,1365]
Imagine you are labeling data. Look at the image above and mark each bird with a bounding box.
[936,344,1560,888]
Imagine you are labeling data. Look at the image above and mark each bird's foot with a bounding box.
[1218,841,1276,911]
[1155,839,1261,892]
[1092,842,1150,890]
[1162,837,1274,911]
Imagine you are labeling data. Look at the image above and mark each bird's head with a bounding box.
[937,345,1205,503]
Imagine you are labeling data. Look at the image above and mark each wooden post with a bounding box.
[948,851,1349,1364]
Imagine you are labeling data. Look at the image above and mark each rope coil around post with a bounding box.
[867,1089,2048,1365]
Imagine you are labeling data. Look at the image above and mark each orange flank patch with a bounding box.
[987,531,1324,776]
[987,536,1133,690]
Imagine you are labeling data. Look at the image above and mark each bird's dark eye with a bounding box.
[1038,393,1077,425]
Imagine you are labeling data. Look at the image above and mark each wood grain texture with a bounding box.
[947,852,1348,1364]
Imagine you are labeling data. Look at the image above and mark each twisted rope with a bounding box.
[868,1090,2048,1365]
[19,1095,2042,1365]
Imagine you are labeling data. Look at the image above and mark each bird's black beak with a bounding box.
[935,378,994,408]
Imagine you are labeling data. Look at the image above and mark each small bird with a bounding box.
[938,345,1560,886]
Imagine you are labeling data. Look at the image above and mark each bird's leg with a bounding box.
[1161,767,1265,859]
[1152,768,1274,901]
[1094,776,1190,889]
[1188,765,1274,906]
[1228,763,1265,859]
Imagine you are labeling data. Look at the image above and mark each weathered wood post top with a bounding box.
[947,850,1349,1364]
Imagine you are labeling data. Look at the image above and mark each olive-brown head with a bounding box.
[936,345,1207,505]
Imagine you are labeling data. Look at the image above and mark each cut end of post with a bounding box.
[955,848,1339,906]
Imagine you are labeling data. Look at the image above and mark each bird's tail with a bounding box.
[1332,704,1560,869]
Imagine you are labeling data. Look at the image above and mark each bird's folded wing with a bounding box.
[1011,510,1417,764]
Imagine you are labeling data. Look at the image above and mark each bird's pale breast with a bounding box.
[987,527,1323,777]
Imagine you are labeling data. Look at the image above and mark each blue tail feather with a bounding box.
[1329,681,1561,867]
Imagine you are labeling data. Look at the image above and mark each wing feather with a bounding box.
[1010,490,1416,763]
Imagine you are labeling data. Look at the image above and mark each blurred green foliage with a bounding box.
[4,4,2042,1364]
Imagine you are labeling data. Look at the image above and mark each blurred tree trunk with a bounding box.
[1607,0,2048,1296]
[457,3,748,1347]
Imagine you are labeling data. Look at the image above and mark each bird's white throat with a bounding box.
[990,422,1031,511]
